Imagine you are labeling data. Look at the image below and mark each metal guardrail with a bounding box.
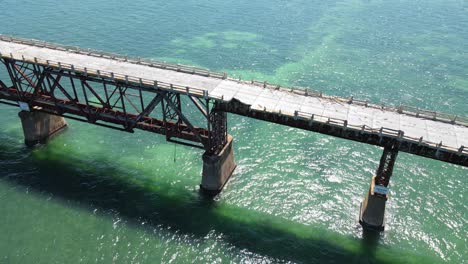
[240,80,468,127]
[0,51,224,101]
[1,34,467,128]
[227,72,467,127]
[291,110,468,156]
[0,35,228,80]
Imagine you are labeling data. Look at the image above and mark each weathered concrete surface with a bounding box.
[359,177,387,231]
[201,135,236,194]
[18,110,67,146]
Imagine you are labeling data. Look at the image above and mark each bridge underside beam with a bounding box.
[0,86,207,144]
[217,100,467,167]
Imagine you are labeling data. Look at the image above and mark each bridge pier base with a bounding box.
[200,135,236,195]
[359,176,387,231]
[19,110,67,146]
[359,144,399,231]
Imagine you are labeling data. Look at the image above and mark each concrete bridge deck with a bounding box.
[0,35,467,166]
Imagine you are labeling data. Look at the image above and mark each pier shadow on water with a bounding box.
[0,143,417,263]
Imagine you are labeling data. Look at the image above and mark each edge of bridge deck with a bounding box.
[0,34,467,166]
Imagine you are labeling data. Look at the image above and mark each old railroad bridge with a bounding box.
[0,35,467,231]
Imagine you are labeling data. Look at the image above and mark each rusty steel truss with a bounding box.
[375,143,399,188]
[0,58,227,154]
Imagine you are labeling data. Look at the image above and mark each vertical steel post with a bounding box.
[208,102,228,155]
[375,143,399,188]
[201,101,235,195]
[4,59,23,93]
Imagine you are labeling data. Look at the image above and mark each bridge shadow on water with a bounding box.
[0,143,409,263]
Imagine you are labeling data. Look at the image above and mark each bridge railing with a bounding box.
[0,35,228,80]
[240,78,468,127]
[0,51,227,101]
[396,105,468,125]
[291,110,466,155]
[231,76,467,127]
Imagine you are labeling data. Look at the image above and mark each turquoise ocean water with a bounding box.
[0,0,467,263]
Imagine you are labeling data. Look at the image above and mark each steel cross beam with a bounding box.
[0,58,228,155]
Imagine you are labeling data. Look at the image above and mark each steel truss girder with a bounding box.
[375,142,399,187]
[0,58,228,154]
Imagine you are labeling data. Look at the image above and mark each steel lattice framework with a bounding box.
[0,58,227,154]
[375,143,399,188]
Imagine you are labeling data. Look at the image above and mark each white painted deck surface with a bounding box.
[1,40,467,152]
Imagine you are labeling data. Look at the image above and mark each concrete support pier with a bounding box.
[18,110,67,146]
[201,135,236,195]
[359,176,388,231]
[360,144,399,231]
